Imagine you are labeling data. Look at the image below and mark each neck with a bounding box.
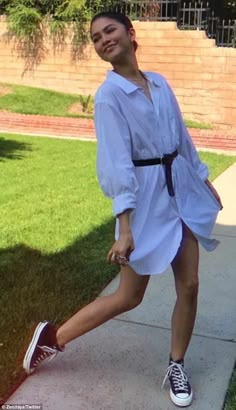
[112,55,141,79]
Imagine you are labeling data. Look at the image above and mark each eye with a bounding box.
[106,27,116,34]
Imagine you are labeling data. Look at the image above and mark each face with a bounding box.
[91,17,136,64]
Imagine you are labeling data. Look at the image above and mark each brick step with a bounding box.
[138,38,216,47]
[1,112,236,151]
[134,22,178,30]
[137,29,207,39]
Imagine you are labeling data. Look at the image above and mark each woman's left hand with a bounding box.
[205,179,223,210]
[107,232,134,266]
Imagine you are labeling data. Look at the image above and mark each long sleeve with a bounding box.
[168,85,209,181]
[95,101,139,216]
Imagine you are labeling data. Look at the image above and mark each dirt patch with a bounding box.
[67,102,84,115]
[0,85,12,97]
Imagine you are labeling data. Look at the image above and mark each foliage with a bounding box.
[0,0,108,68]
[0,0,122,46]
[0,0,125,68]
[79,94,94,113]
[223,1,236,19]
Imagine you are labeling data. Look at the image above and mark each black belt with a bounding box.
[132,150,178,197]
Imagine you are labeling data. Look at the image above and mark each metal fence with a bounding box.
[178,2,236,47]
[88,0,179,21]
[207,15,236,47]
[88,0,236,47]
[178,2,211,30]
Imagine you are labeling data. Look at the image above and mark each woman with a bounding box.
[23,11,222,407]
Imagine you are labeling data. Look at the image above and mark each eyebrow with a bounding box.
[91,24,116,39]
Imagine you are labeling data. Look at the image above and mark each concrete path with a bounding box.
[6,164,236,409]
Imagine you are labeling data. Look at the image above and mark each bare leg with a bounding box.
[171,223,199,361]
[56,265,150,347]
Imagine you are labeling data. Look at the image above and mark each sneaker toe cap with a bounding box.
[176,393,190,399]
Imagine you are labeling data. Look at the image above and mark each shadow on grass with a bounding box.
[2,222,235,406]
[0,137,32,160]
[0,217,118,403]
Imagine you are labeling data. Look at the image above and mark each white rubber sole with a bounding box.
[170,388,193,407]
[23,321,48,375]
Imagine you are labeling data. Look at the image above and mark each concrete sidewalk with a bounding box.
[7,164,236,410]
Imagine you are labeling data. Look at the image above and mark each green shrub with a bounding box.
[79,94,94,114]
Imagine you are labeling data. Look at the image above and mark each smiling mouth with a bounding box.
[104,44,117,53]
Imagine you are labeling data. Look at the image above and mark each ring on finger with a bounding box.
[117,255,127,262]
[111,253,127,263]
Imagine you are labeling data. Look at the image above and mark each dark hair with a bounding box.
[90,11,138,51]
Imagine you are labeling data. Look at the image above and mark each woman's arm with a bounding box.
[94,98,138,264]
[95,101,139,216]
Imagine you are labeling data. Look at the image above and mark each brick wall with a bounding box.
[0,17,236,129]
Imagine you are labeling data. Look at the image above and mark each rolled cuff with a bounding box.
[112,192,136,216]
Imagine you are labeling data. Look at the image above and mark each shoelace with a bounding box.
[33,344,58,367]
[162,362,189,391]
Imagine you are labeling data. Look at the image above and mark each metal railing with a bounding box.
[178,1,211,30]
[178,2,236,47]
[207,15,236,47]
[89,0,179,21]
[101,0,236,47]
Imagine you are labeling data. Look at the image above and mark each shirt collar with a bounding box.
[106,70,161,94]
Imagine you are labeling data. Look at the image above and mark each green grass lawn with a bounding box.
[224,369,236,410]
[0,133,235,404]
[184,119,212,130]
[0,82,211,128]
[0,83,93,118]
[0,133,118,402]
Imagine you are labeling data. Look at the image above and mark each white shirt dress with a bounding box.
[94,70,220,275]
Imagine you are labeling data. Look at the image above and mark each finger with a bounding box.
[110,251,121,265]
[107,249,114,263]
[115,258,127,266]
[116,255,128,265]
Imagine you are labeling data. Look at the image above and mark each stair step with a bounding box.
[138,38,216,47]
[133,21,177,30]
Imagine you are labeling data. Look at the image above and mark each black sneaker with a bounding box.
[23,321,64,375]
[162,358,193,407]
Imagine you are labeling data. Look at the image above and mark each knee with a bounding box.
[116,291,144,312]
[177,277,199,300]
